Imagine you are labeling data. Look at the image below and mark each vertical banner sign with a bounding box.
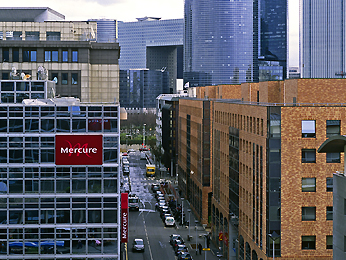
[121,193,129,243]
[55,134,103,165]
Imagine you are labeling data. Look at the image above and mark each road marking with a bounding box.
[142,214,154,260]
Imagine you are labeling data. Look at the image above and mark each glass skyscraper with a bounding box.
[118,18,183,92]
[184,0,287,86]
[300,0,345,78]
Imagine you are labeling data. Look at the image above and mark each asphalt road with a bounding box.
[126,151,177,260]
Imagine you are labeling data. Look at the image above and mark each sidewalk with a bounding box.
[162,176,223,260]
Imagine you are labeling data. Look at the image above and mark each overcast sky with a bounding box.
[3,0,299,66]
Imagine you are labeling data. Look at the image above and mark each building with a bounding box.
[288,66,300,79]
[332,171,346,259]
[184,0,287,86]
[88,19,117,43]
[300,0,346,78]
[177,79,346,259]
[0,79,120,259]
[156,94,187,175]
[119,69,169,110]
[117,17,183,93]
[0,7,65,22]
[0,7,120,103]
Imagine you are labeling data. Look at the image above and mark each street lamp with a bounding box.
[187,209,191,240]
[181,198,184,226]
[143,123,146,148]
[268,231,280,260]
[195,220,198,255]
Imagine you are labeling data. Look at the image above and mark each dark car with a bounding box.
[172,239,184,250]
[175,244,188,255]
[178,252,193,260]
[170,234,184,245]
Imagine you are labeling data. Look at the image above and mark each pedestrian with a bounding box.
[77,239,82,249]
[198,243,202,255]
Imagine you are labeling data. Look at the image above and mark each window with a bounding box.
[46,31,60,41]
[326,236,333,249]
[72,50,78,62]
[302,207,316,221]
[302,120,315,138]
[302,236,316,250]
[45,50,58,62]
[326,120,340,137]
[326,206,333,220]
[23,49,37,62]
[25,31,39,41]
[2,48,9,62]
[13,48,19,62]
[302,178,316,192]
[326,178,333,192]
[326,152,340,163]
[62,50,68,62]
[62,73,68,85]
[302,149,316,163]
[72,73,78,85]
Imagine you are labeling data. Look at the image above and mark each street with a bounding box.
[124,151,223,260]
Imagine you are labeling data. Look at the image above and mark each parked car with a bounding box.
[177,252,193,260]
[165,216,175,227]
[172,239,184,250]
[175,244,188,255]
[132,238,145,252]
[170,234,184,245]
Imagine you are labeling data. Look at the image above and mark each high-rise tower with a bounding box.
[300,0,346,78]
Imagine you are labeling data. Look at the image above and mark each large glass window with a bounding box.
[2,48,9,62]
[326,120,340,137]
[326,236,333,249]
[302,236,316,250]
[46,32,60,41]
[62,73,68,85]
[62,50,68,62]
[302,178,316,192]
[302,149,316,163]
[23,49,37,62]
[302,120,315,138]
[72,73,78,85]
[302,207,316,221]
[72,50,78,62]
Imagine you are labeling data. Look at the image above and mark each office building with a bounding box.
[0,79,120,259]
[177,79,346,259]
[0,7,64,22]
[88,19,117,43]
[300,0,346,78]
[0,7,120,103]
[118,17,183,93]
[119,69,169,109]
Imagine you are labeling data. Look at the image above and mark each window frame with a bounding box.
[326,177,333,192]
[302,178,316,192]
[302,236,316,250]
[302,207,316,221]
[302,149,316,163]
[326,120,340,137]
[326,152,340,163]
[326,206,333,220]
[302,120,316,138]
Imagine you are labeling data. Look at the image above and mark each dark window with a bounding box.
[23,50,37,62]
[302,149,316,163]
[45,51,51,62]
[326,120,340,137]
[2,73,9,80]
[13,48,19,62]
[2,48,9,62]
[302,207,316,221]
[72,73,78,85]
[326,152,340,163]
[72,50,78,62]
[46,32,60,41]
[25,31,39,41]
[302,120,315,138]
[62,73,68,85]
[326,206,333,220]
[62,50,68,62]
[302,178,316,192]
[326,236,333,249]
[326,178,333,192]
[302,236,316,250]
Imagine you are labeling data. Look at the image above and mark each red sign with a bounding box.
[55,134,103,165]
[121,193,129,243]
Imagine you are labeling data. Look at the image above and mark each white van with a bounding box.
[165,216,175,227]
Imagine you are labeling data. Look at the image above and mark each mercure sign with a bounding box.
[55,135,103,165]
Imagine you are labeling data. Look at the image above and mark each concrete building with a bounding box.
[88,19,117,43]
[0,79,120,259]
[300,0,346,78]
[0,7,120,103]
[177,79,346,259]
[117,17,183,93]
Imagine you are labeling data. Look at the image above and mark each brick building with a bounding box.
[178,79,345,259]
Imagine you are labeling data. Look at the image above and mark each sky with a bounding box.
[3,0,299,66]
